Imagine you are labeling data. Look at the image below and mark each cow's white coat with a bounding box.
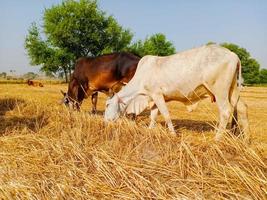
[104,45,249,140]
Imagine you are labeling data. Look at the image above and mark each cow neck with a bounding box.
[117,84,138,108]
[66,91,78,103]
[79,83,89,98]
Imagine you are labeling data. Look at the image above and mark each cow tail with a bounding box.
[237,59,242,88]
[231,59,241,134]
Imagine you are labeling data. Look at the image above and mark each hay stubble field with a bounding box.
[0,84,266,199]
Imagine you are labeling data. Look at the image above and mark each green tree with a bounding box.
[43,0,132,58]
[259,69,267,83]
[43,48,75,82]
[25,24,49,67]
[127,40,144,56]
[44,71,56,78]
[206,41,216,45]
[128,33,176,57]
[221,43,260,84]
[25,24,74,82]
[25,0,133,82]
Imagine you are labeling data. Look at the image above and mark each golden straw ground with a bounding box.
[0,84,266,199]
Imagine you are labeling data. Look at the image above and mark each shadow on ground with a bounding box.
[0,98,25,116]
[80,107,216,133]
[0,98,48,134]
[135,110,216,133]
[170,119,216,132]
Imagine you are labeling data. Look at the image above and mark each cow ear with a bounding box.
[115,94,125,105]
[58,98,64,105]
[60,90,66,96]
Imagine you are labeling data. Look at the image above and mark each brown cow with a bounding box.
[61,52,140,113]
[27,80,44,87]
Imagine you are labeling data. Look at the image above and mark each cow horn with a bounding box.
[60,90,66,96]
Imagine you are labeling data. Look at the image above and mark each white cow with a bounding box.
[104,45,249,140]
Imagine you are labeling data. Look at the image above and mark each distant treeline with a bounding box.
[0,72,65,84]
[0,78,65,85]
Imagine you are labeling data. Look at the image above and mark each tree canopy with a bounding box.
[25,23,74,82]
[43,0,132,58]
[221,43,261,84]
[259,69,267,83]
[128,33,176,57]
[25,0,133,82]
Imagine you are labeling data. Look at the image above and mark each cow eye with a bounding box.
[64,98,69,104]
[106,100,111,106]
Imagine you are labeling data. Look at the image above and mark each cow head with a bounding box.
[104,94,125,122]
[60,90,81,110]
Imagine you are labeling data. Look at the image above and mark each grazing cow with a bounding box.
[104,45,249,140]
[61,52,140,113]
[27,80,44,87]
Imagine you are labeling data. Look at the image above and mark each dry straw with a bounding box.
[0,84,266,199]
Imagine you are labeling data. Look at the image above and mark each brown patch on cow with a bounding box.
[66,52,140,112]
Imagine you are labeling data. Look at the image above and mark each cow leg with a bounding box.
[127,113,136,121]
[214,95,233,140]
[91,92,98,114]
[149,106,158,129]
[236,99,249,141]
[229,84,239,135]
[151,94,175,134]
[211,85,232,140]
[229,83,250,141]
[207,62,238,140]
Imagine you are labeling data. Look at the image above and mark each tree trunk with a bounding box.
[63,67,68,83]
[68,64,72,81]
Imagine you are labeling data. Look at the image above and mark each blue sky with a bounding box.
[0,0,266,75]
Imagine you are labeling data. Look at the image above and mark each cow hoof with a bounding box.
[127,113,136,120]
[91,110,97,115]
